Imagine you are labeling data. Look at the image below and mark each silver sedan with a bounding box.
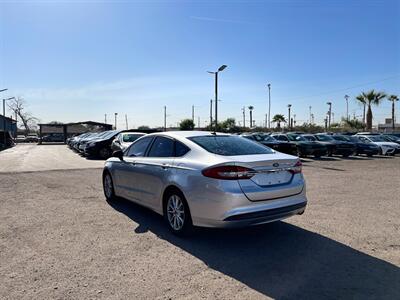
[103,131,307,235]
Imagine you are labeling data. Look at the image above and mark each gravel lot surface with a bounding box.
[1,145,399,299]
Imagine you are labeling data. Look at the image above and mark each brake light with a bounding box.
[291,160,302,174]
[202,165,255,180]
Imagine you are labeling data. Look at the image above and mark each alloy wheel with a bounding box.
[167,195,185,231]
[104,174,113,199]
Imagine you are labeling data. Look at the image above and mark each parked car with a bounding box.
[241,133,296,155]
[111,132,146,152]
[103,131,307,235]
[16,135,26,143]
[25,133,39,143]
[382,134,400,145]
[314,134,356,157]
[357,135,399,155]
[271,133,327,158]
[75,132,106,152]
[41,133,64,142]
[301,134,336,157]
[341,135,380,156]
[84,130,122,158]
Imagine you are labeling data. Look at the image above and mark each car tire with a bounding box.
[103,171,117,201]
[163,190,193,236]
[367,153,373,157]
[99,147,111,159]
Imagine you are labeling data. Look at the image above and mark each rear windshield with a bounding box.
[188,135,274,156]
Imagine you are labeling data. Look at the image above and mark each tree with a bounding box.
[342,118,365,130]
[355,90,386,130]
[387,95,399,131]
[272,114,286,130]
[220,118,240,133]
[179,119,195,130]
[137,125,150,130]
[7,97,39,134]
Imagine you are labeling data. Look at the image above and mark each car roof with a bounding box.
[145,131,230,139]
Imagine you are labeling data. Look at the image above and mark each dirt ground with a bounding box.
[0,145,399,299]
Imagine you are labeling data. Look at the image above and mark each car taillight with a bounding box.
[202,165,255,180]
[291,160,302,174]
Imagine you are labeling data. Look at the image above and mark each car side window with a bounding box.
[147,136,175,157]
[175,141,190,157]
[126,136,153,157]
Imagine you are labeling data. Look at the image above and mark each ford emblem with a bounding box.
[273,163,279,167]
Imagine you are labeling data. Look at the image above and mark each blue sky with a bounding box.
[1,0,399,128]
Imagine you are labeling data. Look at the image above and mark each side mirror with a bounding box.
[112,150,124,160]
[114,139,121,144]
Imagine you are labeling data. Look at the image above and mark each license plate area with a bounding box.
[250,171,293,186]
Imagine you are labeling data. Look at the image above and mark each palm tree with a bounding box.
[387,95,399,131]
[248,106,254,128]
[355,90,386,130]
[272,114,286,130]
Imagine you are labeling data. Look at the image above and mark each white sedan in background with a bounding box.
[111,132,146,152]
[357,135,399,155]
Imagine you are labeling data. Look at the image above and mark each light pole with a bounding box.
[309,106,312,124]
[207,65,227,131]
[248,106,254,128]
[114,113,118,129]
[287,104,292,130]
[3,97,15,148]
[344,95,349,121]
[209,99,213,127]
[327,102,332,130]
[267,83,271,128]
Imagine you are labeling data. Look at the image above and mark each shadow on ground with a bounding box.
[107,198,400,299]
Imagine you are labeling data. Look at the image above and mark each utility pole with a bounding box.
[114,113,118,130]
[267,83,271,128]
[327,102,332,130]
[288,104,292,130]
[309,106,312,124]
[198,116,200,129]
[125,114,128,129]
[242,106,246,128]
[265,114,268,128]
[164,106,167,131]
[344,95,349,121]
[332,112,335,124]
[209,99,213,127]
[192,105,195,122]
[293,114,296,127]
[104,114,107,124]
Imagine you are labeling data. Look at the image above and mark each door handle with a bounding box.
[161,164,168,169]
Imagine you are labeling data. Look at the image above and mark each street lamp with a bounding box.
[114,113,118,130]
[3,96,15,148]
[208,65,227,131]
[287,104,292,130]
[327,102,332,130]
[267,83,271,128]
[344,95,349,121]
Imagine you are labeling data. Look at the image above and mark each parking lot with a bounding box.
[1,144,399,299]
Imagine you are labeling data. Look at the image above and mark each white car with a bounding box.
[357,135,399,155]
[111,132,146,152]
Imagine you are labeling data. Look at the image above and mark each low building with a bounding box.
[377,118,400,133]
[0,115,17,148]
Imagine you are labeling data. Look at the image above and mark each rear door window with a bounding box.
[147,136,175,157]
